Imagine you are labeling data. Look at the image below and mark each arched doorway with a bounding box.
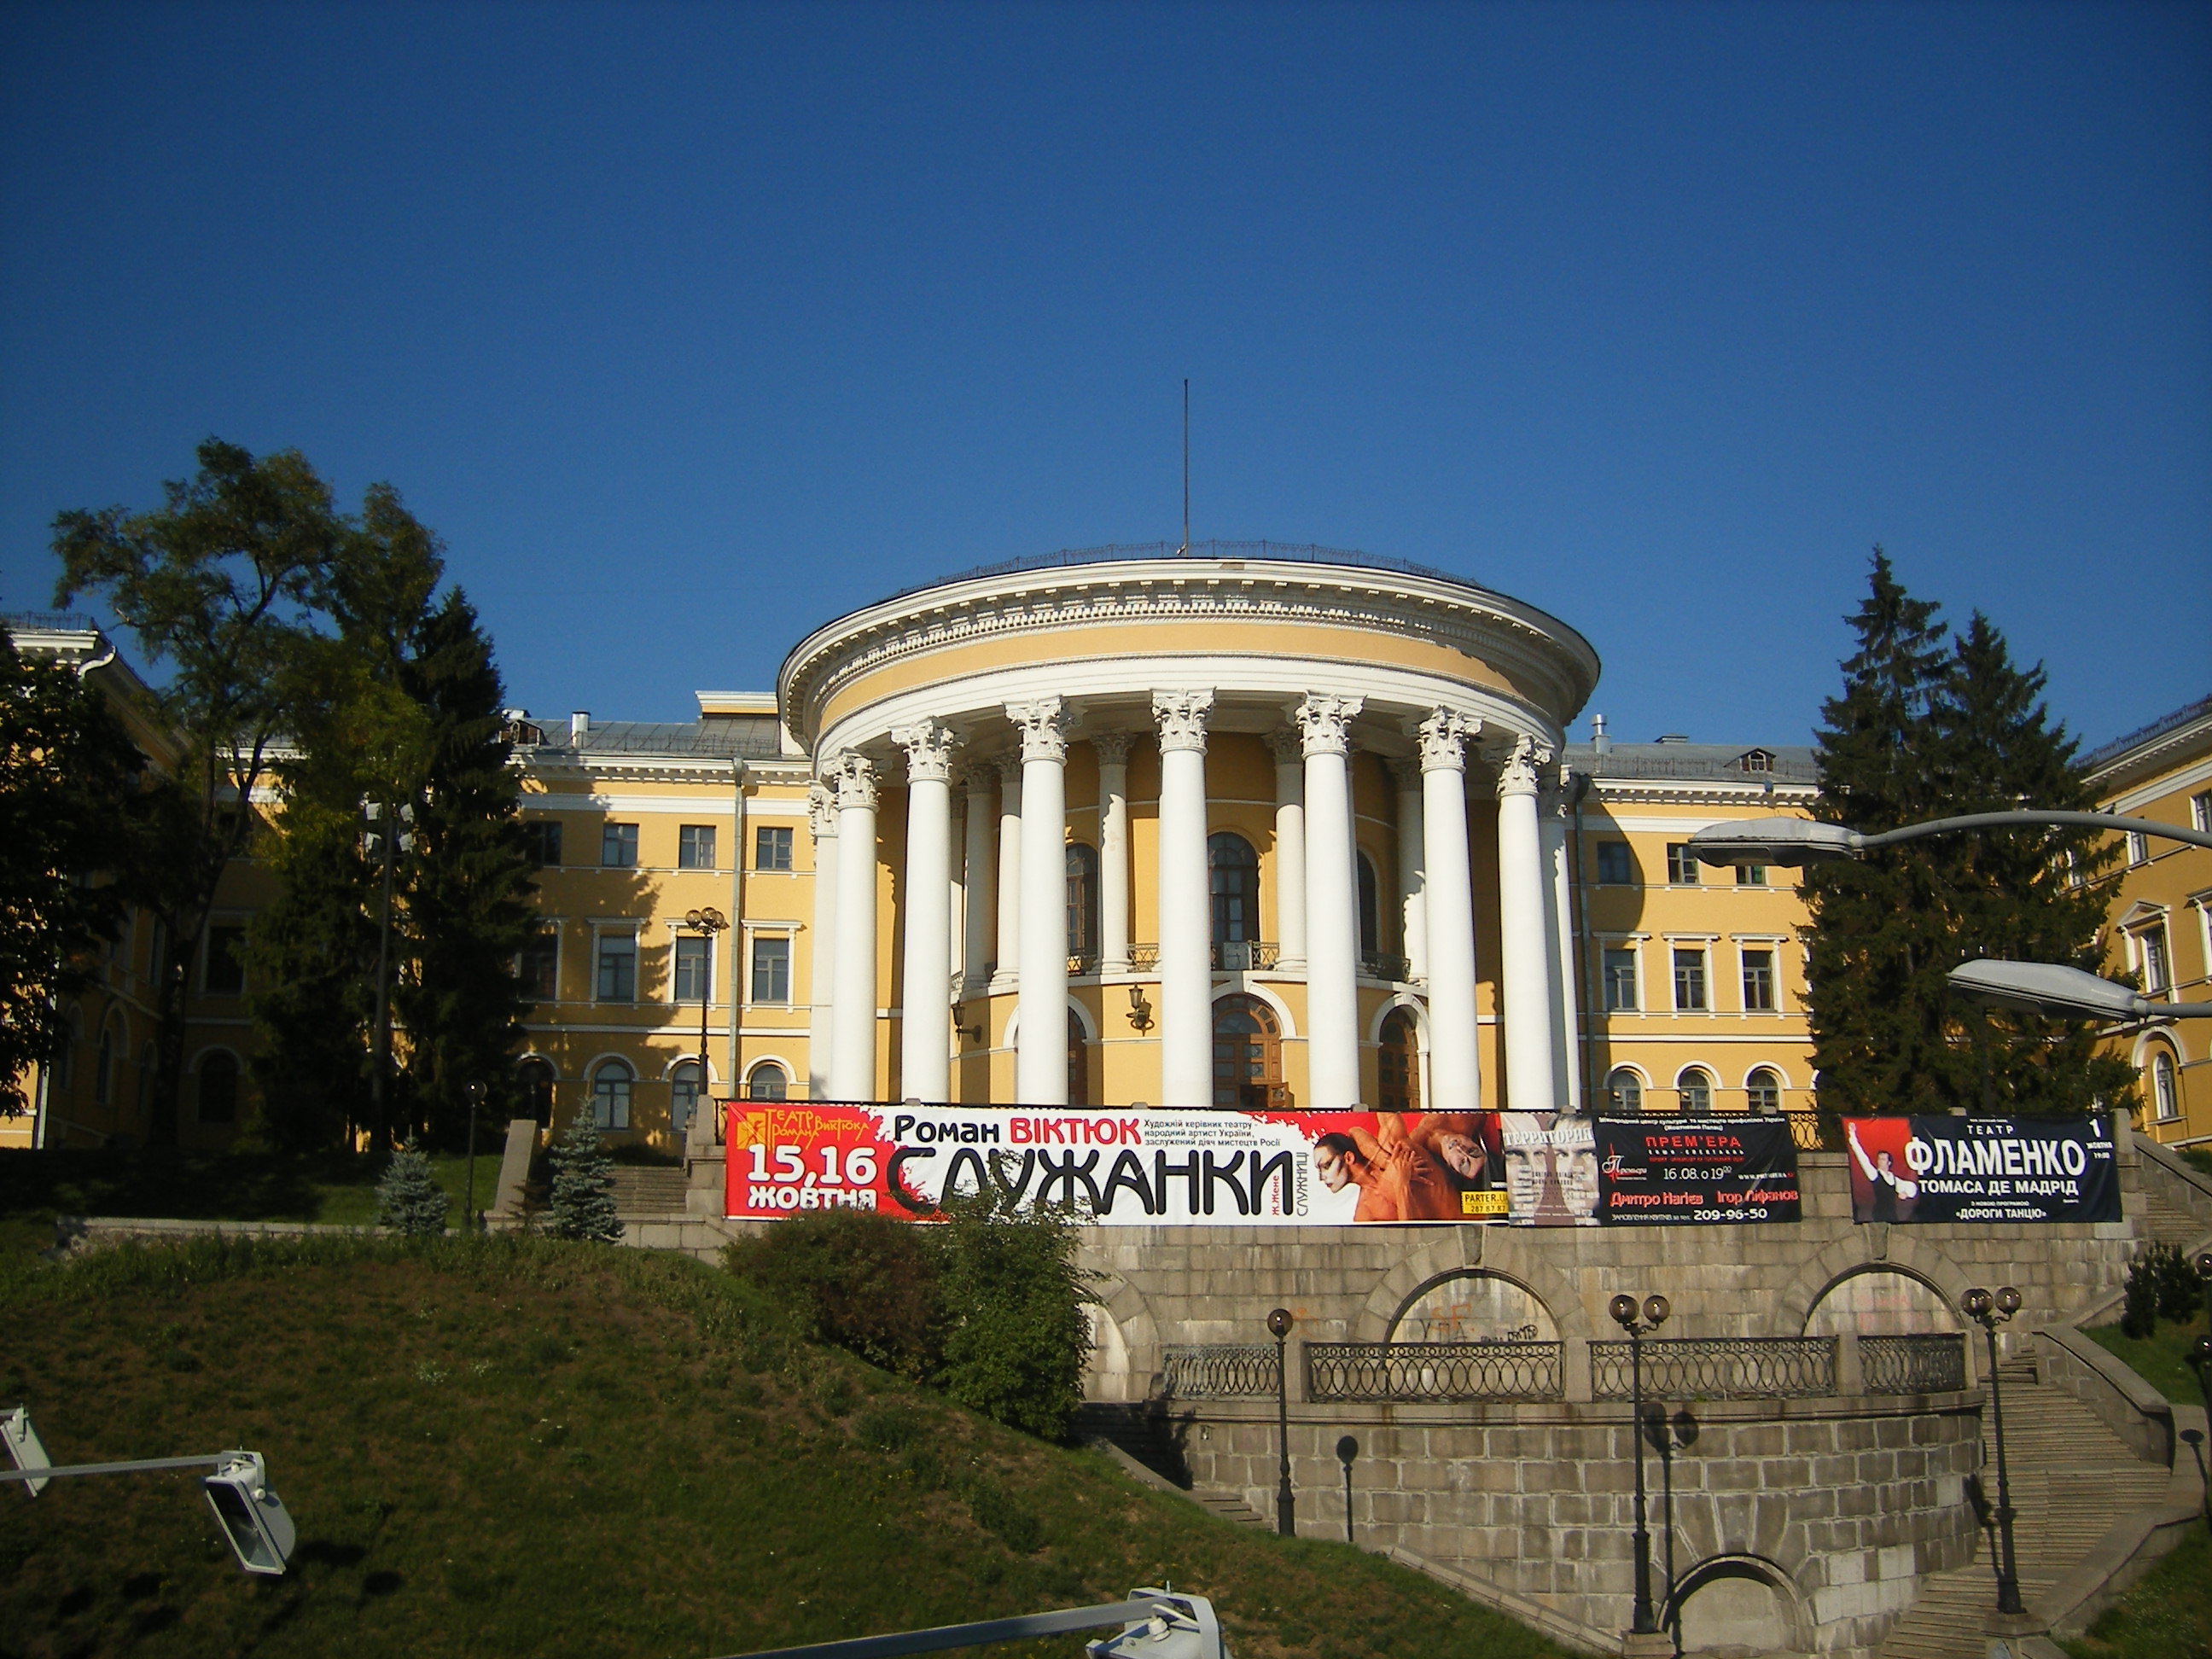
[1377,1007,1420,1113]
[515,1057,556,1125]
[1213,993,1285,1110]
[1067,1008,1091,1107]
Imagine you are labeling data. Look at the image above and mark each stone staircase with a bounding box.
[1877,1358,2169,1659]
[609,1165,689,1216]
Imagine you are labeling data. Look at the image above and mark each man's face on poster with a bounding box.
[1877,1150,1894,1174]
[1436,1132,1484,1180]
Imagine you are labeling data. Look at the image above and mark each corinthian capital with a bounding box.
[807,781,838,841]
[1292,694,1365,758]
[1412,708,1481,774]
[1090,731,1132,767]
[891,719,960,784]
[1004,696,1074,765]
[828,752,878,812]
[1151,689,1215,754]
[1265,729,1305,767]
[1492,734,1555,800]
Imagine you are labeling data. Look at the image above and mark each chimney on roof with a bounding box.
[1591,713,1611,756]
[572,710,591,743]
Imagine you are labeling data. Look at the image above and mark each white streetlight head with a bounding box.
[201,1453,295,1576]
[1688,818,1860,868]
[1947,959,2149,1022]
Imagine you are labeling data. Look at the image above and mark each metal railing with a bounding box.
[1214,940,1280,972]
[1861,1333,1968,1394]
[1360,951,1412,982]
[1592,1336,1837,1400]
[1067,952,1098,976]
[1161,1344,1279,1399]
[1780,1112,1836,1150]
[1129,944,1161,969]
[1307,1341,1563,1402]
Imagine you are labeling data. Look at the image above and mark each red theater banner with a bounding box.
[724,1106,1608,1225]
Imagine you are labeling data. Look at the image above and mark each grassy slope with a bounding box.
[2064,1527,2212,1659]
[0,1237,1570,1659]
[2082,1314,2210,1409]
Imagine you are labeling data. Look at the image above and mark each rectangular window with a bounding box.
[754,824,794,870]
[674,934,710,1003]
[1672,948,1708,1011]
[203,926,247,995]
[1742,949,1776,1010]
[1602,948,1638,1011]
[2142,928,2170,994]
[519,927,559,1001]
[1595,841,1633,885]
[2126,830,2148,867]
[751,935,791,1005]
[2194,791,2211,834]
[602,822,638,869]
[1666,843,1700,886]
[678,824,717,870]
[1734,864,1767,887]
[522,820,563,867]
[596,930,637,1002]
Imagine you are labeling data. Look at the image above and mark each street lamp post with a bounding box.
[361,800,415,1150]
[684,906,728,1142]
[1266,1307,1295,1537]
[1609,1291,1670,1638]
[464,1080,486,1232]
[1962,1285,2026,1615]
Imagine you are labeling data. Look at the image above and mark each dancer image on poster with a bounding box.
[1312,1118,1458,1221]
[1410,1111,1504,1201]
[1845,1119,1918,1223]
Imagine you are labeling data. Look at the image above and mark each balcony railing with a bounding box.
[1214,940,1280,972]
[1307,1341,1563,1402]
[1161,1343,1279,1399]
[1360,951,1412,981]
[1861,1333,1968,1394]
[1592,1336,1837,1400]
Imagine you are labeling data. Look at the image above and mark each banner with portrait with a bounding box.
[1592,1116,1802,1225]
[1842,1115,2117,1224]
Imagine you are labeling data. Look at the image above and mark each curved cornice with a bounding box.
[778,556,1601,749]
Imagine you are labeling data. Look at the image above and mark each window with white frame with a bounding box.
[678,824,717,870]
[751,934,792,1004]
[2138,924,2172,995]
[591,1058,633,1130]
[1672,947,1708,1011]
[671,1059,703,1134]
[602,822,639,868]
[2194,791,2211,834]
[596,929,637,1002]
[2126,830,2149,867]
[674,934,711,1004]
[2150,1050,2180,1121]
[1677,1067,1714,1115]
[203,925,247,995]
[1606,1068,1643,1112]
[1741,948,1776,1011]
[747,1061,789,1102]
[1746,1067,1782,1114]
[1602,947,1639,1011]
[754,825,794,870]
[1666,843,1700,886]
[519,926,559,1001]
[1734,864,1767,888]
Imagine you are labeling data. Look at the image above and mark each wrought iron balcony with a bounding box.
[1360,951,1412,981]
[1214,940,1280,972]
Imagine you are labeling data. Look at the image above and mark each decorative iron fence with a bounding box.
[1307,1342,1563,1402]
[1592,1336,1837,1400]
[1214,940,1282,972]
[1129,944,1161,969]
[1360,952,1412,982]
[1861,1333,1968,1394]
[1780,1112,1837,1151]
[1161,1344,1279,1399]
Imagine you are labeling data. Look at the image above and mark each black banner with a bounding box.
[1593,1117,1802,1225]
[1843,1116,2118,1224]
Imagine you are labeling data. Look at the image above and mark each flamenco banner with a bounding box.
[1842,1115,2117,1224]
[1592,1116,1802,1225]
[722,1105,1615,1225]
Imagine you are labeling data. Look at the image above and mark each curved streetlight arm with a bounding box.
[1691,810,2212,868]
[1948,959,2212,1023]
[1859,811,2212,854]
[0,1452,232,1483]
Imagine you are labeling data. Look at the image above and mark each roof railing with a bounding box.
[882,539,1498,604]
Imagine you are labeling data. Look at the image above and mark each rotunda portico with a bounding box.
[777,546,1599,1111]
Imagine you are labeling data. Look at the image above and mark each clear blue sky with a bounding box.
[3,2,2206,752]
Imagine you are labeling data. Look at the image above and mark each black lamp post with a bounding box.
[1267,1307,1295,1537]
[1609,1290,1670,1638]
[1336,1435,1359,1545]
[1963,1285,2026,1615]
[464,1080,486,1231]
[684,906,728,1140]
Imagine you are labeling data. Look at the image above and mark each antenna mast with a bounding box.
[1179,378,1190,557]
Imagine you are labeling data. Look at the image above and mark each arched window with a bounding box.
[1746,1068,1782,1114]
[2151,1050,2180,1121]
[591,1058,634,1130]
[746,1061,789,1102]
[1378,1007,1420,1114]
[515,1057,556,1125]
[1212,993,1284,1110]
[197,1051,239,1125]
[1606,1068,1644,1113]
[671,1059,703,1134]
[95,1021,115,1106]
[1208,833,1260,946]
[1066,842,1099,965]
[1677,1067,1713,1115]
[1068,1009,1091,1108]
[1356,853,1381,958]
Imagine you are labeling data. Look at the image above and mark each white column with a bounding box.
[1541,775,1583,1112]
[1266,730,1307,974]
[1389,756,1428,984]
[894,722,958,1105]
[806,782,838,1101]
[828,754,880,1102]
[1153,690,1214,1107]
[961,769,994,996]
[1295,694,1365,1110]
[1094,732,1132,975]
[991,753,1022,991]
[1495,735,1561,1113]
[1009,699,1075,1103]
[1416,711,1481,1115]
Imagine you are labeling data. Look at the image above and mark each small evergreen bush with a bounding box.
[726,1208,940,1377]
[375,1140,450,1235]
[546,1109,623,1243]
[2151,1242,2203,1324]
[2120,1250,2163,1340]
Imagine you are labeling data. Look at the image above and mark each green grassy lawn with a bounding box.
[2083,1313,2211,1409]
[2065,1526,2212,1659]
[0,1235,1570,1659]
[0,1149,502,1259]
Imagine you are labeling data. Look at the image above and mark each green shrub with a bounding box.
[726,1208,941,1378]
[546,1109,622,1243]
[2121,1250,2163,1340]
[929,1192,1096,1441]
[376,1139,451,1235]
[2151,1242,2203,1324]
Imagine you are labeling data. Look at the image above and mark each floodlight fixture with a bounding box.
[1947,959,2212,1023]
[2,1406,51,1496]
[1690,809,2212,870]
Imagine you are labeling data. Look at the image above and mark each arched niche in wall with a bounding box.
[1803,1266,1960,1336]
[1668,1557,1808,1656]
[1387,1270,1557,1343]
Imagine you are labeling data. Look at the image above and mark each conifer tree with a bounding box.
[375,1138,451,1235]
[547,1107,623,1243]
[1807,552,2133,1118]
